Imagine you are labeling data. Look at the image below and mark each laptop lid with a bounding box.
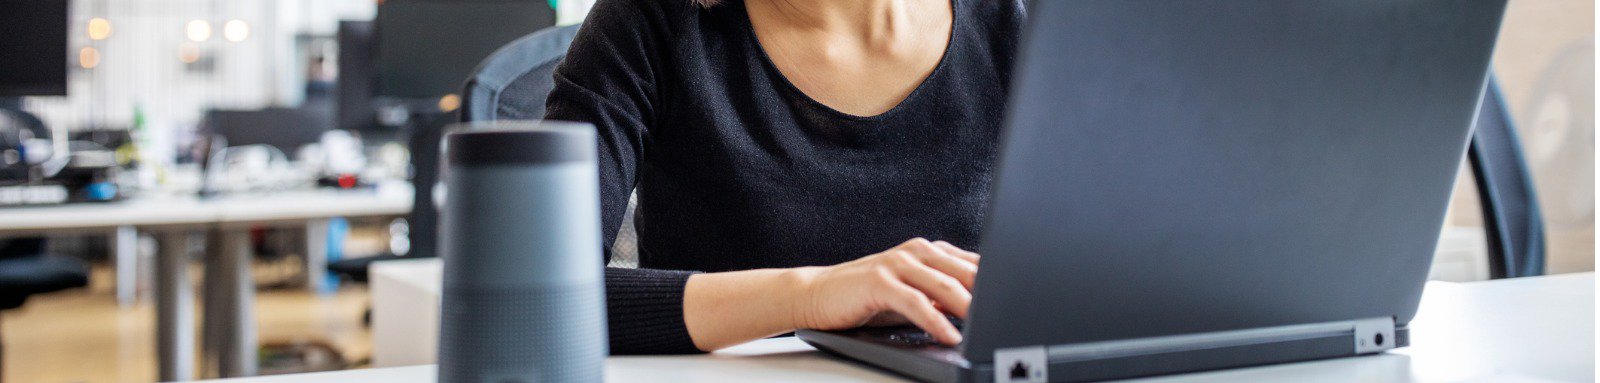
[963,0,1507,362]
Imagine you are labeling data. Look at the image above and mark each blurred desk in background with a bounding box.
[197,182,412,379]
[0,182,412,381]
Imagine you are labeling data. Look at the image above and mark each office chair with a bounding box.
[0,238,89,383]
[1469,75,1546,279]
[326,24,618,287]
[456,24,640,267]
[460,24,582,124]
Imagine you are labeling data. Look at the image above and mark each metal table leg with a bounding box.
[215,228,258,377]
[113,225,138,307]
[305,219,330,294]
[156,231,195,381]
[199,227,224,378]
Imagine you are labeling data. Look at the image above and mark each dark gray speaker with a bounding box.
[439,121,607,383]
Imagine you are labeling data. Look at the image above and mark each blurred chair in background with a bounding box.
[0,238,88,383]
[1471,75,1546,279]
[460,24,581,124]
[342,0,561,278]
[331,23,601,285]
[457,24,641,266]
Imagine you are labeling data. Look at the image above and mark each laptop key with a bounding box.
[886,331,939,346]
[850,317,965,348]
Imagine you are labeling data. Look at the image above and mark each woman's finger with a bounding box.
[903,239,978,289]
[894,260,973,317]
[932,240,980,264]
[885,284,963,345]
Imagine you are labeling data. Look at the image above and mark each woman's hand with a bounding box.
[682,238,980,351]
[787,238,980,345]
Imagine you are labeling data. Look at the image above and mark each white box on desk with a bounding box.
[370,258,443,367]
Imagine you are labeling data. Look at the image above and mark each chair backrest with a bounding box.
[461,24,582,123]
[1470,74,1546,278]
[458,24,641,267]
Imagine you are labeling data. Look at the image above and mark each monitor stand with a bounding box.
[403,109,453,260]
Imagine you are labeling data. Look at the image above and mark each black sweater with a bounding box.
[544,0,1025,354]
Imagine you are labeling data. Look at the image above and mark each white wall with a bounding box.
[22,0,378,133]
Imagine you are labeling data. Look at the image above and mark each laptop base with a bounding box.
[798,323,1409,383]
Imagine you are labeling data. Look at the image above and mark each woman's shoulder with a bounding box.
[966,0,1026,16]
[955,0,1027,65]
[962,0,1027,33]
[583,0,701,31]
[575,0,743,57]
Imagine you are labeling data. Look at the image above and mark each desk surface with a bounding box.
[0,182,412,232]
[196,273,1594,383]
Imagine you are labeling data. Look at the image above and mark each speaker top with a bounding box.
[447,120,597,166]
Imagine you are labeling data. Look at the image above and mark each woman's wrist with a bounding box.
[779,266,823,330]
[684,267,819,351]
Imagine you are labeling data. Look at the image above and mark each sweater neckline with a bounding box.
[734,0,962,122]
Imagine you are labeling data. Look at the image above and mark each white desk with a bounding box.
[0,196,218,231]
[0,183,412,381]
[0,184,411,231]
[204,273,1594,383]
[195,184,414,379]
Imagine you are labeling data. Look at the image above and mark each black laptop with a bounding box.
[796,1,1509,382]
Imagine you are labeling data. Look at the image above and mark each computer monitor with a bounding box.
[0,0,69,97]
[336,21,383,133]
[205,108,331,153]
[374,0,555,99]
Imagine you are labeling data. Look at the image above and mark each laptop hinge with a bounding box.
[992,317,1396,382]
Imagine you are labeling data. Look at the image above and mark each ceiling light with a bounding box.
[438,94,461,112]
[79,47,100,68]
[186,19,211,42]
[223,19,249,42]
[87,18,112,40]
[178,42,201,63]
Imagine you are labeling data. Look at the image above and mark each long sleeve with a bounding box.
[545,0,704,354]
[543,0,1021,355]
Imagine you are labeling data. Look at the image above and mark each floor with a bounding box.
[1,265,372,383]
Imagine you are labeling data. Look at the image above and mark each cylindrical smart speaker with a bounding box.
[439,121,607,383]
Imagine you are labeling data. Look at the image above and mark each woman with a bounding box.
[545,0,1025,354]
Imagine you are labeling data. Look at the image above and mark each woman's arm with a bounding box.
[684,238,980,351]
[548,0,981,354]
[547,0,701,355]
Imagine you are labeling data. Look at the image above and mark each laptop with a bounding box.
[795,1,1509,382]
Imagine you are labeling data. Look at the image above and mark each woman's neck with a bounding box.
[744,0,954,116]
[760,0,937,41]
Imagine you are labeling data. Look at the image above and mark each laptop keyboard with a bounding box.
[884,331,941,347]
[862,318,965,349]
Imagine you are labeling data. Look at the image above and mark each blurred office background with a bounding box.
[0,0,1591,382]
